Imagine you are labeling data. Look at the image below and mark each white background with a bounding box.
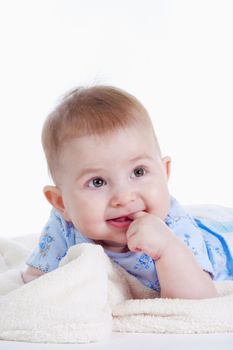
[0,0,232,238]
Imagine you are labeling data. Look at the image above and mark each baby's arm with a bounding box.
[22,209,73,284]
[127,212,218,299]
[155,237,217,299]
[21,266,45,283]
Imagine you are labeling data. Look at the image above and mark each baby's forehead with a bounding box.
[60,125,160,162]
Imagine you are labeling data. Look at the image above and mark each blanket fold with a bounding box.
[1,205,233,343]
[0,243,115,343]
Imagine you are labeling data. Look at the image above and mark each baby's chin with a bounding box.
[95,239,129,253]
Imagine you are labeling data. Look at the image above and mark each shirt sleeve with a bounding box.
[182,225,214,276]
[167,214,214,276]
[26,209,76,273]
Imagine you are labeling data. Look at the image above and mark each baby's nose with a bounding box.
[110,189,136,208]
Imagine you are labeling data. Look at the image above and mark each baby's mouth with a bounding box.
[106,216,133,229]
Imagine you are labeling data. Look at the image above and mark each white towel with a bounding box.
[0,235,233,344]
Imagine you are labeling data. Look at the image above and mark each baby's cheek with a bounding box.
[148,183,170,215]
[149,198,170,220]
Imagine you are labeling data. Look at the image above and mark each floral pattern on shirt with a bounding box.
[38,231,54,257]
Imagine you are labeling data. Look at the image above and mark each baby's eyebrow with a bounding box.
[129,155,154,162]
[78,167,105,179]
[77,155,153,179]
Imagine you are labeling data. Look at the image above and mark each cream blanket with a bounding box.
[0,231,233,344]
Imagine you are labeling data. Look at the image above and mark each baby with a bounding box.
[22,85,232,298]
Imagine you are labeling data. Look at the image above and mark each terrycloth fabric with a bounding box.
[0,205,233,343]
[0,241,233,343]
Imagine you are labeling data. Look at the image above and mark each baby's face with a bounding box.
[57,126,171,253]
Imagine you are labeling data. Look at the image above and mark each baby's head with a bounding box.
[42,85,160,180]
[42,86,171,252]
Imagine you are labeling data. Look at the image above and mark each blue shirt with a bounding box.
[26,197,233,292]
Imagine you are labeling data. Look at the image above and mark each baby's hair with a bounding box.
[42,85,158,181]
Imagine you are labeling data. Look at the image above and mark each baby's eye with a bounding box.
[88,177,106,188]
[132,167,146,178]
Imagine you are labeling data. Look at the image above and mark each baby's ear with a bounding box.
[43,185,70,221]
[162,156,171,180]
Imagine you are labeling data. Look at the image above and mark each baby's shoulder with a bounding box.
[44,209,75,239]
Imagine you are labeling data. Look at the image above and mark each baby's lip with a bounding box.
[106,215,133,229]
[107,211,144,222]
[107,215,133,222]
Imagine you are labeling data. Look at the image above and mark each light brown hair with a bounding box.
[42,85,157,180]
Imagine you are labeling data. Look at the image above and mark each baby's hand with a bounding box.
[126,211,174,260]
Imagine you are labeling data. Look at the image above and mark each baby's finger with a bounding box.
[126,222,137,239]
[127,234,142,253]
[129,210,147,220]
